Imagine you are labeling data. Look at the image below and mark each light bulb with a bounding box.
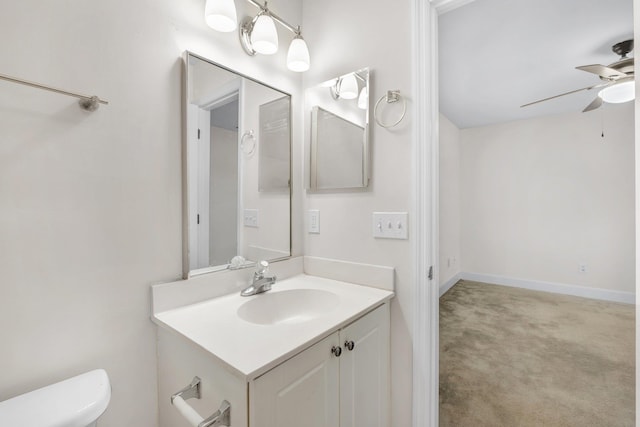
[205,0,237,32]
[338,74,358,99]
[287,36,310,72]
[251,14,278,55]
[599,80,635,104]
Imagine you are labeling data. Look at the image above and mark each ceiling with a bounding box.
[438,0,633,129]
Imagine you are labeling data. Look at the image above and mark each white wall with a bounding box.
[460,104,635,294]
[301,1,414,426]
[0,0,303,426]
[439,114,462,287]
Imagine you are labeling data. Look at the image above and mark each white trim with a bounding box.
[439,273,462,297]
[461,272,635,305]
[431,0,478,15]
[634,2,640,423]
[194,78,241,108]
[412,1,439,427]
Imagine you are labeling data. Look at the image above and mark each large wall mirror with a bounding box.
[183,52,291,277]
[306,68,370,190]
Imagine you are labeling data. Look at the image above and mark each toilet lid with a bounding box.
[0,369,111,427]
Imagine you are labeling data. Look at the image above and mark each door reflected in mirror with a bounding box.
[184,52,291,277]
[307,68,370,190]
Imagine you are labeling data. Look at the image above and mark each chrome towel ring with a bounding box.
[374,90,406,128]
[240,130,256,155]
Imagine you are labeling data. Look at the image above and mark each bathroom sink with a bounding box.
[237,289,339,325]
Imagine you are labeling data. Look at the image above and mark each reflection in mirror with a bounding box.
[184,52,291,277]
[307,68,370,190]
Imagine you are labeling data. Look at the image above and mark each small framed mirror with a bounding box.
[183,52,291,278]
[307,68,370,190]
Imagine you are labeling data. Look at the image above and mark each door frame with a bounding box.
[411,1,440,426]
[412,1,477,426]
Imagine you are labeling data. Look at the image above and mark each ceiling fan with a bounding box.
[521,39,635,112]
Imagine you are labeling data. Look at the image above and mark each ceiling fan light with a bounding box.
[205,0,238,32]
[599,81,635,104]
[251,13,279,55]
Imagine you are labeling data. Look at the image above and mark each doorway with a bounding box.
[412,0,638,426]
[188,91,240,270]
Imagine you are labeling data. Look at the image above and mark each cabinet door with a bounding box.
[339,304,390,427]
[251,333,340,427]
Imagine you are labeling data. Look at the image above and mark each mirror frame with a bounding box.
[182,51,293,279]
[307,67,370,191]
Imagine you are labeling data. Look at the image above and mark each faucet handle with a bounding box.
[255,260,269,276]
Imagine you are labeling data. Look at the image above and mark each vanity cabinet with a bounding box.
[157,303,389,427]
[250,303,390,427]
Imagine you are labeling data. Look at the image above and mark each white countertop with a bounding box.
[153,274,394,380]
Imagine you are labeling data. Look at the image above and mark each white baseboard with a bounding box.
[460,272,635,305]
[439,273,462,297]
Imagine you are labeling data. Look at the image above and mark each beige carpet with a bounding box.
[439,280,635,427]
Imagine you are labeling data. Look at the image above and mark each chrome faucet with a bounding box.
[241,260,277,297]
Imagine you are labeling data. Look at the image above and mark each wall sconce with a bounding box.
[205,0,310,72]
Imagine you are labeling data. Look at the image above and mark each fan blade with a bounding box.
[576,64,627,79]
[582,95,603,112]
[520,82,609,108]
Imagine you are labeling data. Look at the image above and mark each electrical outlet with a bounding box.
[308,210,320,233]
[243,209,258,228]
[579,264,587,273]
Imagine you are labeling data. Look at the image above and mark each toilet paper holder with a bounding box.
[171,377,231,427]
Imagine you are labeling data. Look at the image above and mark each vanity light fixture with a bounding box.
[331,72,365,100]
[248,8,278,55]
[338,73,359,99]
[358,86,369,110]
[206,0,310,72]
[599,79,635,104]
[287,29,310,72]
[205,0,238,32]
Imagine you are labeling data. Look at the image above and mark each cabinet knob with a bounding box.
[344,340,355,351]
[331,346,342,357]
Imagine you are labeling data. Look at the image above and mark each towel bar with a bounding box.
[171,377,231,427]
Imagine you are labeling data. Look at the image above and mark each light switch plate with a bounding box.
[308,210,320,233]
[244,209,258,228]
[372,212,408,239]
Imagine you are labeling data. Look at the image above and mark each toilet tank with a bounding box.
[0,369,111,427]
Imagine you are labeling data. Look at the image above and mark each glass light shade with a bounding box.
[205,0,237,32]
[358,86,369,109]
[339,74,358,99]
[287,37,310,72]
[251,14,279,55]
[599,81,635,104]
